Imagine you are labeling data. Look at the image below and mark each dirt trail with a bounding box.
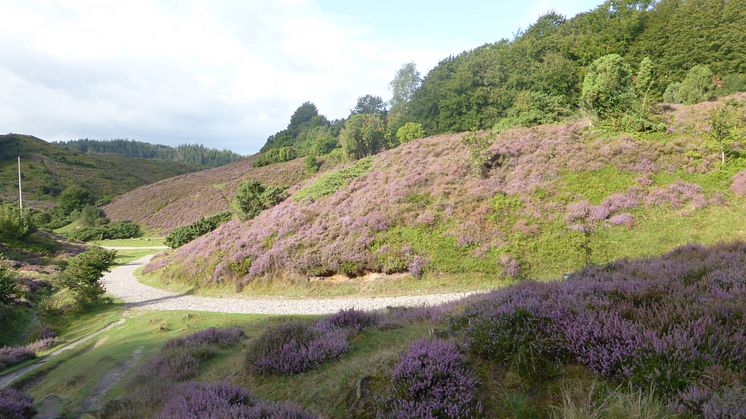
[80,345,144,413]
[103,255,477,315]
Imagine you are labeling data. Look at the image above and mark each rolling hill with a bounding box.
[0,134,202,208]
[143,96,746,286]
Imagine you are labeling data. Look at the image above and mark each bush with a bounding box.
[678,65,715,104]
[709,100,745,164]
[69,221,142,241]
[494,91,573,132]
[0,205,34,241]
[0,388,35,419]
[396,122,426,143]
[57,186,94,215]
[232,181,286,221]
[381,339,481,419]
[59,246,116,307]
[0,346,35,370]
[245,321,348,375]
[580,54,636,120]
[663,82,681,103]
[462,131,494,178]
[78,205,107,227]
[253,146,297,167]
[293,157,373,201]
[158,381,313,419]
[340,113,386,159]
[0,259,18,304]
[165,212,232,248]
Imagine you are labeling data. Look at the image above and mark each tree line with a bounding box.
[57,139,244,168]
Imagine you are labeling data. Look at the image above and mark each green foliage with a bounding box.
[678,65,715,104]
[350,95,387,117]
[389,63,422,109]
[396,122,426,143]
[340,114,386,160]
[261,102,331,155]
[581,54,636,120]
[294,158,374,201]
[232,181,286,221]
[58,186,94,216]
[494,91,573,132]
[709,100,745,163]
[253,147,297,168]
[634,57,655,115]
[57,139,243,168]
[0,257,18,304]
[79,205,107,227]
[0,205,34,241]
[662,82,681,103]
[462,131,494,177]
[304,154,320,174]
[59,247,116,307]
[69,221,142,242]
[165,212,232,249]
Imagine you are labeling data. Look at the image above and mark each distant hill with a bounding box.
[0,134,202,208]
[56,139,243,168]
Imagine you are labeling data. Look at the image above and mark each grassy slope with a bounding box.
[103,153,329,233]
[145,97,746,292]
[0,134,200,208]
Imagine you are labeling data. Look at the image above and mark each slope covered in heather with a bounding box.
[145,97,746,287]
[103,154,324,232]
[0,134,199,208]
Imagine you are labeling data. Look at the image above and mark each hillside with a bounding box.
[145,96,746,286]
[103,155,325,232]
[0,134,201,208]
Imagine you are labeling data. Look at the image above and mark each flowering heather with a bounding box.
[139,327,244,382]
[0,346,35,370]
[246,321,349,375]
[158,381,314,419]
[0,388,35,419]
[407,256,428,279]
[313,308,379,333]
[732,170,746,197]
[25,337,59,354]
[608,213,634,226]
[453,242,746,417]
[380,339,481,419]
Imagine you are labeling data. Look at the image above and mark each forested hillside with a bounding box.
[0,134,199,208]
[57,139,243,168]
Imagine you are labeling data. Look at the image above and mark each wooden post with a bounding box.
[17,156,23,216]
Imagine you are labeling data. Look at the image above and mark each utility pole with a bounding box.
[17,156,23,217]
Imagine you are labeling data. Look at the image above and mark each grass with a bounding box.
[93,236,166,247]
[293,157,373,201]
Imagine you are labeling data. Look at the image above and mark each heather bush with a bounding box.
[732,171,746,197]
[246,321,348,375]
[233,180,286,221]
[0,388,35,419]
[380,338,481,418]
[0,346,35,370]
[452,242,746,417]
[159,381,313,419]
[314,308,378,333]
[165,212,232,248]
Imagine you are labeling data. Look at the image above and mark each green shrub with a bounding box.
[0,205,34,241]
[57,186,94,215]
[59,247,116,307]
[232,181,286,221]
[580,54,636,120]
[396,122,426,143]
[165,212,232,248]
[253,146,297,167]
[0,258,18,304]
[709,100,745,164]
[494,91,573,132]
[462,131,494,177]
[79,205,107,227]
[340,113,386,159]
[663,82,681,103]
[294,157,373,201]
[678,65,715,104]
[69,221,142,241]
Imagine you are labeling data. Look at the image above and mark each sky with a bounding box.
[0,0,601,155]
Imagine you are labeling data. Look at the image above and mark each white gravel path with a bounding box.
[102,255,476,315]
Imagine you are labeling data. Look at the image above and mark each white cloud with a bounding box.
[0,0,445,153]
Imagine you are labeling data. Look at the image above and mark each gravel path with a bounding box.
[103,255,476,315]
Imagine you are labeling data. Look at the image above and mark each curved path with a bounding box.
[103,255,476,315]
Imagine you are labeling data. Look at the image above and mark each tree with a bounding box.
[634,57,654,115]
[390,63,422,109]
[580,54,636,120]
[0,257,18,304]
[232,181,286,221]
[678,65,715,104]
[288,102,319,131]
[58,186,94,215]
[709,101,745,164]
[351,95,387,117]
[340,114,386,159]
[59,247,116,307]
[396,122,426,143]
[0,205,34,241]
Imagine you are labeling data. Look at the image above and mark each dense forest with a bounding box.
[58,139,244,168]
[259,0,746,158]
